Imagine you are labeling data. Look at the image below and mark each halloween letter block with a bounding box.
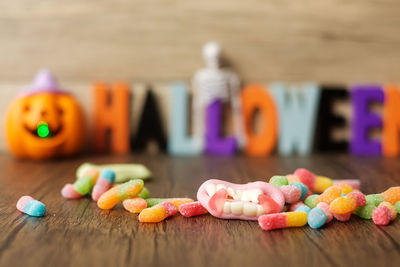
[271,83,321,156]
[168,83,202,156]
[350,85,384,156]
[241,84,278,156]
[383,85,400,157]
[205,100,237,155]
[93,83,130,154]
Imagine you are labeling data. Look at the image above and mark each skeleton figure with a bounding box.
[192,41,246,148]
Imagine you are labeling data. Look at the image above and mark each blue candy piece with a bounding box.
[308,207,328,229]
[295,205,311,214]
[23,200,46,217]
[290,182,308,200]
[100,168,116,183]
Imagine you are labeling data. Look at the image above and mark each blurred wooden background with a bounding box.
[0,0,399,151]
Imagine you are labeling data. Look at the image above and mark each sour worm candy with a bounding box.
[318,184,353,205]
[138,187,150,199]
[197,179,284,220]
[269,176,288,188]
[304,194,319,209]
[258,211,308,231]
[16,196,46,217]
[76,163,152,183]
[289,202,311,214]
[123,197,147,213]
[92,169,115,201]
[74,168,99,195]
[97,179,144,210]
[354,204,376,219]
[308,202,333,229]
[139,201,177,223]
[61,184,83,199]
[146,198,194,209]
[330,191,366,214]
[372,202,397,226]
[179,201,208,217]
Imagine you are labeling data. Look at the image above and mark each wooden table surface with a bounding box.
[0,153,399,267]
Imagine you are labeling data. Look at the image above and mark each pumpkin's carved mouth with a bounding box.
[24,124,63,138]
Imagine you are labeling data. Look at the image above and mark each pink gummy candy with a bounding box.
[280,185,302,204]
[61,184,83,199]
[179,201,208,217]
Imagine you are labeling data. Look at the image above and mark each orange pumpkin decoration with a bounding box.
[4,69,85,159]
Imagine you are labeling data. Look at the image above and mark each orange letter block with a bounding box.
[241,84,278,156]
[383,85,400,157]
[93,83,130,154]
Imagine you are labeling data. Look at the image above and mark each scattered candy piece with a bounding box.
[334,212,352,222]
[381,186,400,205]
[179,201,208,217]
[366,194,384,206]
[395,201,400,214]
[372,202,397,226]
[308,202,332,229]
[293,168,316,191]
[290,182,308,200]
[16,196,46,217]
[333,179,360,190]
[139,201,177,223]
[354,203,376,219]
[123,197,148,213]
[76,163,152,183]
[330,191,365,214]
[280,185,302,204]
[74,168,99,195]
[97,179,144,210]
[290,202,311,214]
[258,211,308,231]
[314,176,334,193]
[146,198,194,209]
[61,183,83,199]
[138,187,150,199]
[269,176,288,188]
[92,169,115,201]
[304,194,319,209]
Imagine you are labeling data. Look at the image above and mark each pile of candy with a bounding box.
[16,164,400,231]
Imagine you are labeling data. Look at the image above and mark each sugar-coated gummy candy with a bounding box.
[269,176,288,188]
[290,182,308,200]
[286,174,300,183]
[138,187,150,199]
[97,179,144,210]
[179,201,208,217]
[280,185,302,204]
[318,186,342,204]
[146,198,193,209]
[395,201,400,214]
[139,201,177,223]
[353,203,376,219]
[92,169,115,201]
[381,186,400,205]
[123,197,147,213]
[304,194,319,209]
[16,196,46,217]
[334,212,351,222]
[289,202,311,214]
[372,202,397,226]
[333,179,361,190]
[74,168,99,195]
[307,202,332,229]
[293,168,316,190]
[61,184,83,199]
[314,176,334,193]
[365,194,383,206]
[76,162,152,183]
[258,211,308,231]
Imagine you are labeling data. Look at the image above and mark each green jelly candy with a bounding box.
[76,163,152,183]
[117,179,144,200]
[353,204,376,219]
[269,176,288,188]
[146,198,167,207]
[74,176,95,195]
[304,194,319,209]
[138,187,150,199]
[365,194,383,206]
[395,201,400,214]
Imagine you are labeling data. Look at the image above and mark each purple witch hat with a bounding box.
[19,69,67,97]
